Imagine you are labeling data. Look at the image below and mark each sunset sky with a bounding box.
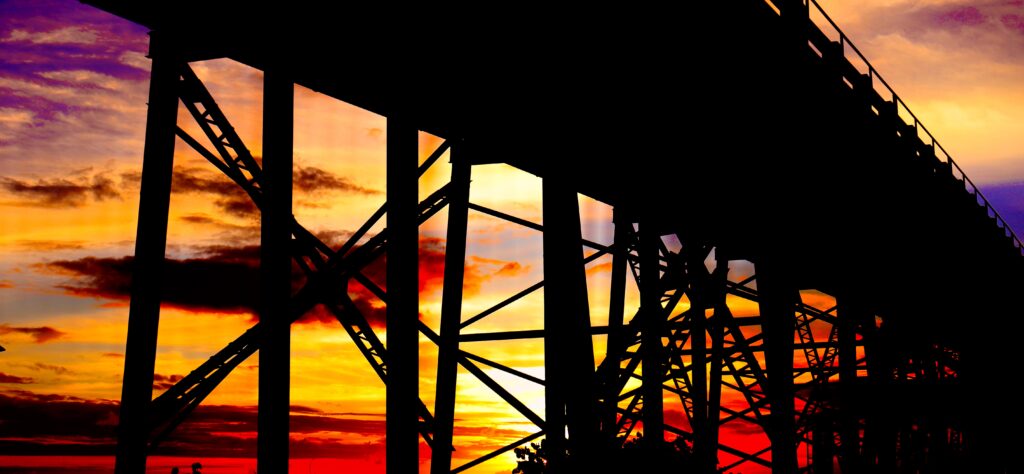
[1,1,1022,472]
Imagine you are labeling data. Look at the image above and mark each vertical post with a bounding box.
[256,67,293,474]
[687,244,708,460]
[638,221,664,445]
[387,116,419,474]
[603,209,628,440]
[542,179,566,469]
[872,322,897,472]
[705,250,728,471]
[837,298,860,471]
[861,313,880,467]
[430,142,470,474]
[757,260,797,473]
[115,31,179,474]
[813,416,835,474]
[543,178,598,468]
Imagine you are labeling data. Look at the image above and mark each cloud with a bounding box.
[26,363,69,375]
[0,0,151,179]
[101,352,123,358]
[0,389,118,455]
[171,165,380,218]
[43,250,260,315]
[40,235,532,330]
[178,213,258,240]
[171,166,257,218]
[153,373,184,391]
[315,229,356,248]
[0,281,11,289]
[294,165,380,195]
[39,244,366,325]
[0,174,119,207]
[7,240,85,251]
[936,6,987,27]
[0,324,65,343]
[0,389,392,458]
[4,26,99,45]
[0,373,33,384]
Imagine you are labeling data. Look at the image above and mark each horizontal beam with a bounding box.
[460,326,610,342]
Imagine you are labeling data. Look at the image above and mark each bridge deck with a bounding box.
[83,1,1020,363]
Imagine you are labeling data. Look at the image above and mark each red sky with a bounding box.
[0,0,1022,472]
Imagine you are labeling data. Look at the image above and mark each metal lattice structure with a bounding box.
[86,0,1022,472]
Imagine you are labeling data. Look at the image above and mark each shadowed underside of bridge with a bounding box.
[86,0,1022,473]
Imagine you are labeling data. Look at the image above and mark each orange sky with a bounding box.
[1,0,1022,472]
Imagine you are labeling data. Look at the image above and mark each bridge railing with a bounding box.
[763,0,1024,255]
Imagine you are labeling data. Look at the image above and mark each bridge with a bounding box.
[84,0,1023,472]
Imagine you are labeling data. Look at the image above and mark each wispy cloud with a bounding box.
[170,165,382,218]
[294,165,381,195]
[0,0,149,177]
[153,373,184,391]
[0,324,66,343]
[816,0,1024,183]
[0,174,119,207]
[0,373,34,384]
[26,363,70,375]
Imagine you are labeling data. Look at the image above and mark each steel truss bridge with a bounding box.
[85,0,1023,472]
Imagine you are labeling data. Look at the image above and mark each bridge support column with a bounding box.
[705,250,728,471]
[638,221,664,446]
[813,416,835,474]
[686,244,709,464]
[430,143,471,474]
[257,67,293,474]
[757,262,798,473]
[602,209,629,441]
[115,31,180,474]
[543,180,598,470]
[837,298,862,471]
[386,117,420,474]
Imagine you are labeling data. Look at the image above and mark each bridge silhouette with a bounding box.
[84,0,1023,472]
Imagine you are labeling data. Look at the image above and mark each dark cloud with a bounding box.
[171,167,239,195]
[0,175,119,207]
[0,373,33,384]
[41,244,341,325]
[936,6,987,26]
[118,170,141,186]
[294,165,380,195]
[44,251,260,315]
[172,165,379,218]
[171,167,257,218]
[101,352,124,358]
[0,324,66,343]
[178,213,258,240]
[1005,13,1024,34]
[0,389,394,458]
[41,235,529,331]
[153,373,184,391]
[0,390,119,455]
[215,194,259,218]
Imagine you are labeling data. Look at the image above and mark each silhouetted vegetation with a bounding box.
[513,435,697,473]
